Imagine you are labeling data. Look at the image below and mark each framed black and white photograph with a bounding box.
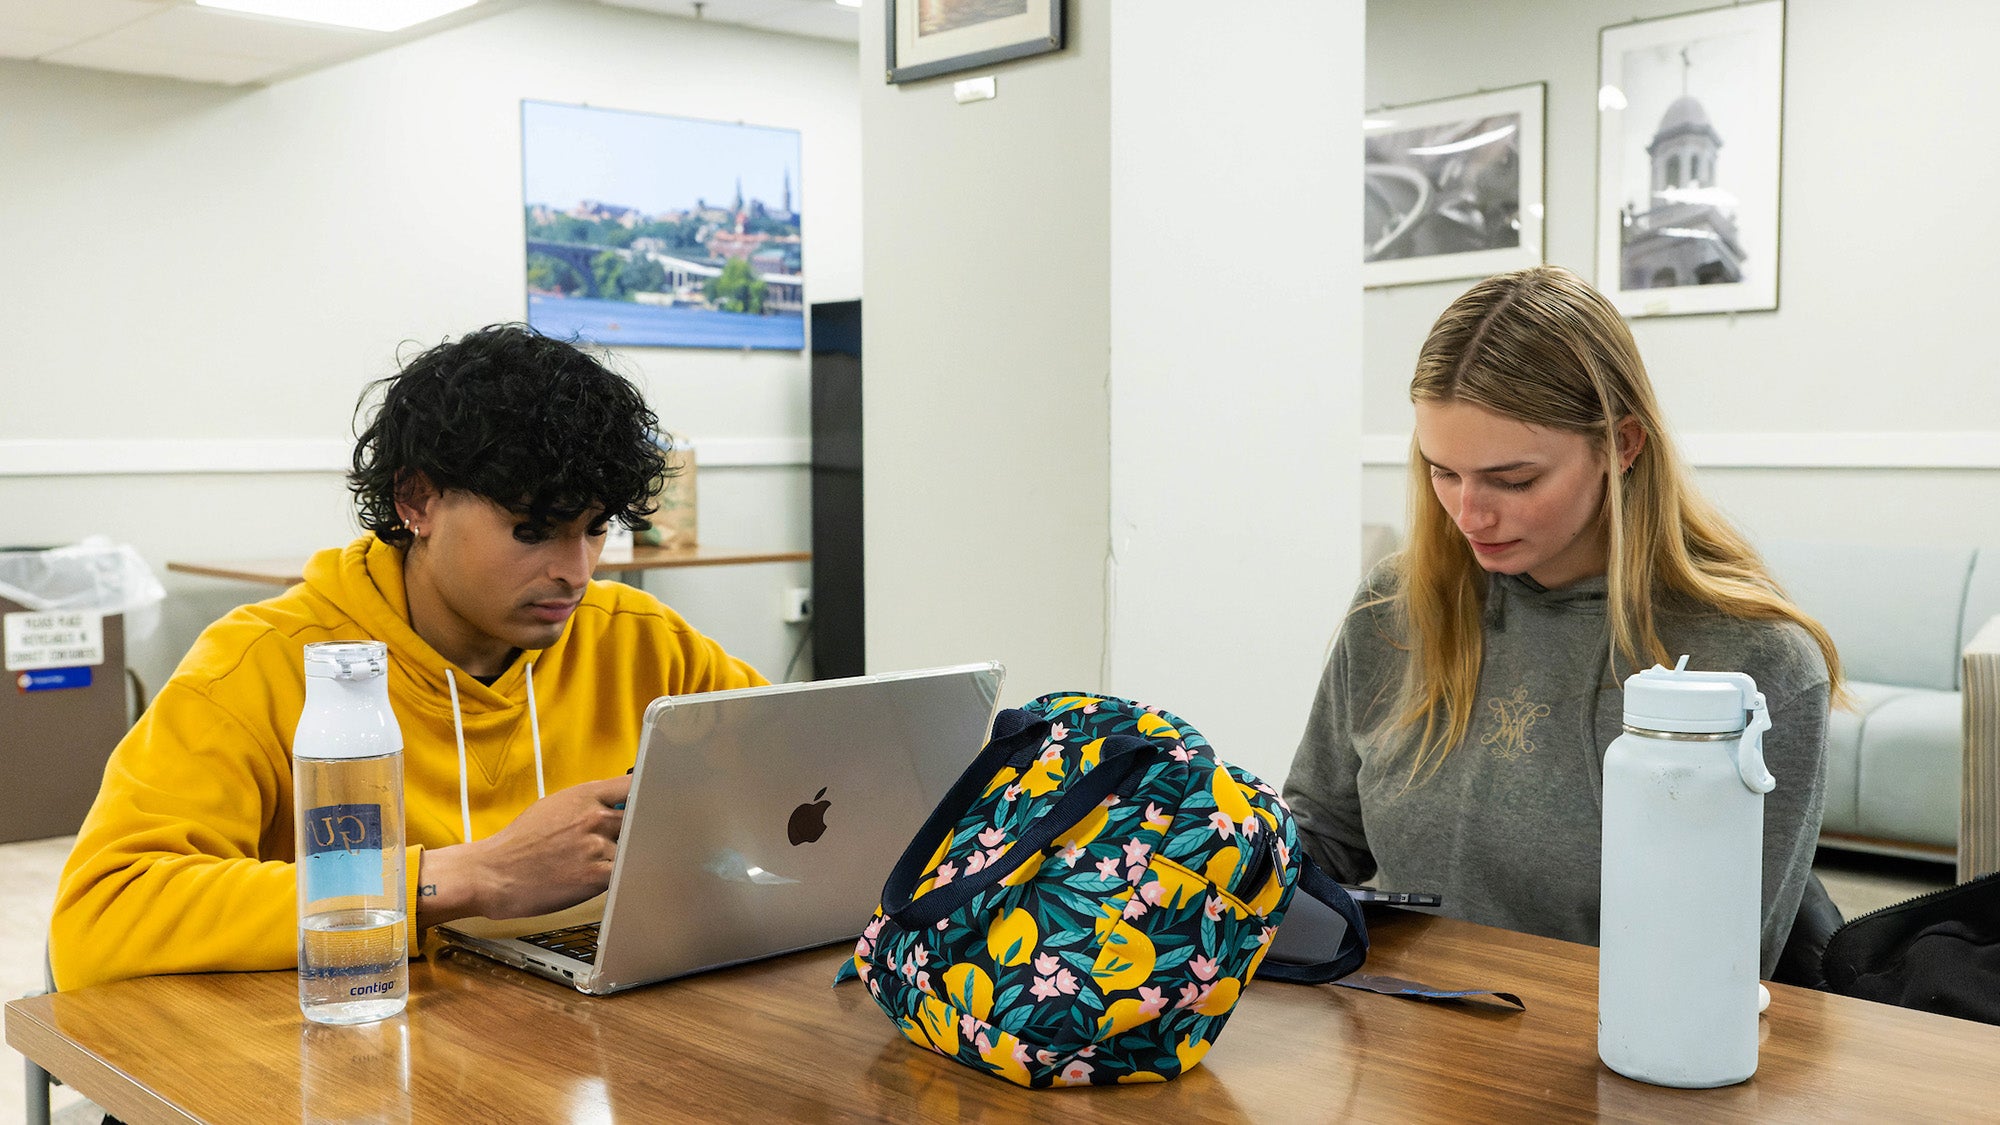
[1596,1,1785,317]
[886,0,1064,85]
[1363,83,1546,289]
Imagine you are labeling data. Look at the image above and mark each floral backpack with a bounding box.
[835,692,1367,1088]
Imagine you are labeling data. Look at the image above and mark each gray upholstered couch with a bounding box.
[1761,540,2000,865]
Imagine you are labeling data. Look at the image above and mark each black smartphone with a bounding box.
[1267,885,1444,965]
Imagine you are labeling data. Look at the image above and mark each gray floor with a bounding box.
[2,837,92,1125]
[0,836,1959,1125]
[1813,846,1957,918]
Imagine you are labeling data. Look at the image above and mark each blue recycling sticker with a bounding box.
[15,667,91,693]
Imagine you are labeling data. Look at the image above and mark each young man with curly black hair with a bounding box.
[51,325,765,990]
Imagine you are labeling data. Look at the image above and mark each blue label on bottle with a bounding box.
[302,803,384,900]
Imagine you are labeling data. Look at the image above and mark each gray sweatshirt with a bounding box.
[1283,561,1830,977]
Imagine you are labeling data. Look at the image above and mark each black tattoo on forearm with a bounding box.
[419,883,438,897]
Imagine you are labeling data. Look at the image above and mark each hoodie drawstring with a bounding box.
[444,662,546,846]
[445,668,473,846]
[525,662,546,800]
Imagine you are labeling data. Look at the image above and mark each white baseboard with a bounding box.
[0,437,812,477]
[1362,432,2000,470]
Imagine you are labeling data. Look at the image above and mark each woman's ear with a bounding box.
[1615,416,1647,473]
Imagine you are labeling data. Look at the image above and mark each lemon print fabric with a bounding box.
[985,908,1039,967]
[836,693,1317,1088]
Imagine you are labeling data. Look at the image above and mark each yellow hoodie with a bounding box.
[51,535,764,990]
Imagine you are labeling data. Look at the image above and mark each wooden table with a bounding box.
[10,911,1999,1123]
[167,544,811,588]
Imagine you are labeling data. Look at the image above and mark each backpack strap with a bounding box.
[882,714,1162,931]
[1253,854,1370,984]
[1259,858,1526,1010]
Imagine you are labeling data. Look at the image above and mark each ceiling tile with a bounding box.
[43,37,281,84]
[750,3,857,43]
[0,0,164,37]
[7,0,853,86]
[0,27,74,56]
[103,5,378,64]
[601,0,802,24]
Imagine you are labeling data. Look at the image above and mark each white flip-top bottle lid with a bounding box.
[297,640,401,760]
[1621,656,1776,793]
[304,640,389,680]
[1623,662,1750,734]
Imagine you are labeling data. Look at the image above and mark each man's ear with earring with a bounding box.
[392,471,435,541]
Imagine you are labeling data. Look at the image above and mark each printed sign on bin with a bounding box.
[3,611,105,671]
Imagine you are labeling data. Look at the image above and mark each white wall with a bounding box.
[1363,0,2000,550]
[0,0,860,689]
[863,2,1365,782]
[859,3,1113,691]
[1107,3,1362,780]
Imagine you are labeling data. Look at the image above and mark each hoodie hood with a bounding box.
[302,536,539,706]
[300,535,548,800]
[1484,571,1609,633]
[285,535,761,830]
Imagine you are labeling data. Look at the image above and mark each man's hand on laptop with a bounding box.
[414,775,633,929]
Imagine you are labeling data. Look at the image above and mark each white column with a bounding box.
[860,3,1114,689]
[862,2,1365,781]
[1106,1,1364,780]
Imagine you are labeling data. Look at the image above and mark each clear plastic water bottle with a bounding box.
[1598,656,1774,1088]
[295,640,407,1025]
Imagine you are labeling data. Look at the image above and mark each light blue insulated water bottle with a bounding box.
[1598,657,1773,1087]
[294,640,407,1025]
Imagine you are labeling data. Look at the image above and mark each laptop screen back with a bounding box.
[589,662,1005,991]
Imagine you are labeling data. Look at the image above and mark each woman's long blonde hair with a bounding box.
[1385,265,1843,775]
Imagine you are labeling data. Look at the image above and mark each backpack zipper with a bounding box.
[1821,867,2000,948]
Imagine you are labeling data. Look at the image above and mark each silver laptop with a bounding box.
[436,662,1004,994]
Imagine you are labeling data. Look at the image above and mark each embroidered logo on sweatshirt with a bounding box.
[1480,686,1550,762]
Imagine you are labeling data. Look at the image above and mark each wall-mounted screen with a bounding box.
[522,100,804,350]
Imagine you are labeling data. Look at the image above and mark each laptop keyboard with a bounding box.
[519,923,601,964]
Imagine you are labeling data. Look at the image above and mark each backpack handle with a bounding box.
[1252,856,1371,984]
[882,709,1161,930]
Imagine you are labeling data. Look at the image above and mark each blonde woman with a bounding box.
[1283,265,1842,978]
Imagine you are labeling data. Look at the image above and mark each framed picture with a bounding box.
[1363,83,1546,289]
[886,0,1064,85]
[520,100,804,351]
[1596,1,1785,317]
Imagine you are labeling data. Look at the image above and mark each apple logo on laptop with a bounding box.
[788,788,831,845]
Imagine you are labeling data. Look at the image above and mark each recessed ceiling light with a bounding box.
[833,0,862,8]
[195,0,480,33]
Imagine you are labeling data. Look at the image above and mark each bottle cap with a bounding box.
[297,640,400,760]
[304,640,388,680]
[1622,656,1755,734]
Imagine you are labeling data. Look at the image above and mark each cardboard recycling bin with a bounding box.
[1,541,162,844]
[1,599,127,842]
